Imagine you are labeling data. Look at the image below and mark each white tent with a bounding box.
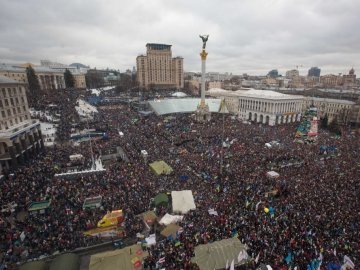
[266,171,280,179]
[159,213,183,225]
[171,190,196,214]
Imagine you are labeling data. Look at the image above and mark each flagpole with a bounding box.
[220,103,225,176]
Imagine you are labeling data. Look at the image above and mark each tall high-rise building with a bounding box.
[0,76,44,173]
[308,67,321,77]
[136,43,184,89]
[267,69,279,78]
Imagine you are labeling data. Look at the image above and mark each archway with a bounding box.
[280,115,284,124]
[285,115,289,123]
[259,114,264,123]
[265,115,270,125]
[254,113,258,122]
[248,112,252,121]
[275,115,279,125]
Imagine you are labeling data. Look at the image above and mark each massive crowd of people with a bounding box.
[0,90,359,270]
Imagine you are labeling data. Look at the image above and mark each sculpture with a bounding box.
[199,35,209,49]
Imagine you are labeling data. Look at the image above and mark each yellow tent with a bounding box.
[89,244,148,270]
[149,160,173,175]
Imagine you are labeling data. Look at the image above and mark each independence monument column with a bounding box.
[195,34,211,122]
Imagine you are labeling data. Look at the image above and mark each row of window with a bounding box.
[1,105,27,117]
[0,97,26,108]
[1,87,25,97]
[0,114,29,131]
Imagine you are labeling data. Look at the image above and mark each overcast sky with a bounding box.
[0,0,359,76]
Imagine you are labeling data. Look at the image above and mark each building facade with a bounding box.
[0,63,65,91]
[207,88,304,126]
[302,97,355,123]
[136,43,184,89]
[285,69,299,79]
[308,67,321,77]
[0,76,44,173]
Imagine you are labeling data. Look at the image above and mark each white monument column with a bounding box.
[196,34,211,122]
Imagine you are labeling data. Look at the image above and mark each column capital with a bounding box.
[200,50,208,60]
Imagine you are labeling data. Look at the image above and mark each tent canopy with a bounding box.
[149,161,173,175]
[154,193,169,206]
[159,213,183,226]
[191,238,247,270]
[141,210,157,225]
[266,171,279,179]
[89,244,148,270]
[171,190,196,214]
[50,253,80,270]
[19,261,48,270]
[160,223,181,239]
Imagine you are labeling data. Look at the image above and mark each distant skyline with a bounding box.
[0,0,359,76]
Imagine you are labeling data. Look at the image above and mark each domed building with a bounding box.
[343,68,356,88]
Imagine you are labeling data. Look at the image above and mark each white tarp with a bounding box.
[159,213,183,225]
[145,234,156,246]
[266,171,280,179]
[171,190,196,214]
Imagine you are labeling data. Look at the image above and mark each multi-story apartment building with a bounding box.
[285,69,299,79]
[0,76,44,173]
[136,43,184,90]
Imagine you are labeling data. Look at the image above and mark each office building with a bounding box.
[308,67,321,77]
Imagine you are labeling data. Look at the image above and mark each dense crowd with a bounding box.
[0,90,359,270]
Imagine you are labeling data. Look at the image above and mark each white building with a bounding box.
[207,88,304,126]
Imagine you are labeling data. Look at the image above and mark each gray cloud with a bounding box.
[0,0,359,75]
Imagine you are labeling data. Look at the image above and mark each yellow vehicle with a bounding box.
[97,210,124,228]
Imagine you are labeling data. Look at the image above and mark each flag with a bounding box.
[341,255,355,269]
[158,257,165,264]
[285,251,293,265]
[225,259,229,269]
[230,259,235,270]
[237,250,249,263]
[255,253,260,264]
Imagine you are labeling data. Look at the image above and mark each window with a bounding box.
[2,89,6,97]
[0,100,2,108]
[7,109,11,116]
[13,108,16,115]
[1,111,5,117]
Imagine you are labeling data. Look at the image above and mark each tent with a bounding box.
[141,210,157,225]
[171,190,196,214]
[19,261,48,270]
[191,238,248,270]
[159,213,183,226]
[50,253,80,270]
[160,224,181,239]
[266,171,279,179]
[89,244,148,270]
[154,193,169,206]
[149,161,173,175]
[83,195,102,209]
[28,200,51,214]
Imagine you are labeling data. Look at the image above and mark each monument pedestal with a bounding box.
[195,103,211,122]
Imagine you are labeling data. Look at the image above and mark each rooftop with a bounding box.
[0,75,24,84]
[207,88,304,100]
[146,43,172,50]
[149,98,223,115]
